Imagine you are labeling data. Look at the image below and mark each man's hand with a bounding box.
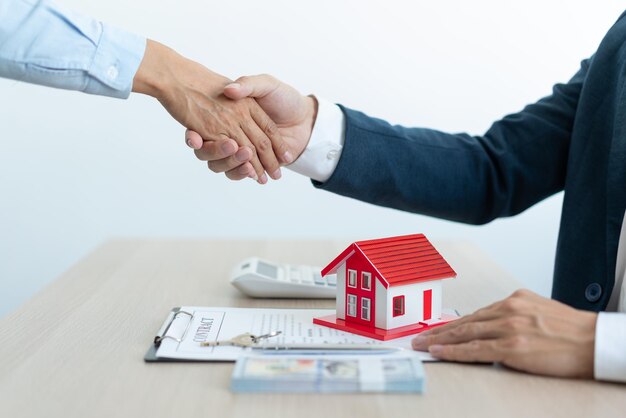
[412,289,598,378]
[133,41,291,183]
[186,74,317,180]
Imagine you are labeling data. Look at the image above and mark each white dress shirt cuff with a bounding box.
[287,96,345,183]
[594,312,626,382]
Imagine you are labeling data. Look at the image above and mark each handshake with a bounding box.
[186,76,316,184]
[134,40,317,184]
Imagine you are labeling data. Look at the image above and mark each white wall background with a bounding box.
[1,0,624,317]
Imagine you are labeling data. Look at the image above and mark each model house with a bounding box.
[313,234,458,340]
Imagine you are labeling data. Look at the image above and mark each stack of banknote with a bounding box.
[230,353,426,393]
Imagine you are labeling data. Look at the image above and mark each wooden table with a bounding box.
[0,239,623,418]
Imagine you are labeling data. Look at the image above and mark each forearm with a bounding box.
[315,106,567,224]
[289,58,591,224]
[311,77,586,224]
[132,39,218,101]
[0,0,145,98]
[131,39,175,99]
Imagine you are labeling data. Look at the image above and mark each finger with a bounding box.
[240,122,282,180]
[415,303,502,341]
[225,163,255,181]
[250,104,293,164]
[207,147,254,173]
[185,129,204,149]
[510,288,542,301]
[233,128,267,184]
[194,139,239,161]
[422,292,533,340]
[428,340,504,363]
[224,74,280,100]
[412,317,516,351]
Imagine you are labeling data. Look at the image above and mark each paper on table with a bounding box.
[154,307,454,362]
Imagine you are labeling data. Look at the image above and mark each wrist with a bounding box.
[132,39,178,99]
[296,95,318,159]
[306,94,319,135]
[580,311,598,378]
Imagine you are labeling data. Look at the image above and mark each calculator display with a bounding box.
[257,261,278,278]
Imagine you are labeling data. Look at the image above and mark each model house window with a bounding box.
[393,295,405,317]
[348,269,357,288]
[361,297,371,321]
[347,294,357,317]
[362,272,371,290]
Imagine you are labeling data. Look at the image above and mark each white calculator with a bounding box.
[230,257,337,298]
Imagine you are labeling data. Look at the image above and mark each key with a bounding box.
[200,333,256,347]
[200,331,282,348]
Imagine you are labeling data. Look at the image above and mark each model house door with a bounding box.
[423,289,432,321]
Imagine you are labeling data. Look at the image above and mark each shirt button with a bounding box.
[585,283,602,303]
[106,66,119,80]
[327,149,339,160]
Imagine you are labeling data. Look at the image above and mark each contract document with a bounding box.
[147,307,457,362]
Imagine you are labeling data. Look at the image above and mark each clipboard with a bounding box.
[144,307,196,362]
[144,306,446,363]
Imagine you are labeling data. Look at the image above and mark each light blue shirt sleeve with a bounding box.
[0,0,146,98]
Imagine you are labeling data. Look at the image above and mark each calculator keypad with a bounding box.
[313,272,325,285]
[284,266,335,287]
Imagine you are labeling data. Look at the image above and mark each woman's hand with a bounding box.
[133,41,291,183]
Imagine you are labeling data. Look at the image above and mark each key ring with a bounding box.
[251,331,282,343]
[200,330,283,347]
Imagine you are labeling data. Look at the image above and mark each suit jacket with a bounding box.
[315,13,626,311]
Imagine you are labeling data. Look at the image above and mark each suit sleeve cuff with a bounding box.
[286,96,345,183]
[594,312,626,383]
[83,22,146,99]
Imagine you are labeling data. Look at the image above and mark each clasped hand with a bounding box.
[184,74,317,181]
[133,41,303,184]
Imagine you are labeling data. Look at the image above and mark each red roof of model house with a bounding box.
[322,234,456,288]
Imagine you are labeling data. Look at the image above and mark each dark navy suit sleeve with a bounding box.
[314,59,591,225]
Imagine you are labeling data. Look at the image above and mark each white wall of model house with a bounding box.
[385,281,444,329]
[336,264,346,320]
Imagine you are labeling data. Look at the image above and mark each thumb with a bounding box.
[223,74,279,100]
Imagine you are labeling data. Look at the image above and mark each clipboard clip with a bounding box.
[154,309,194,347]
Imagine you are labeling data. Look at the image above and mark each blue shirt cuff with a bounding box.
[84,23,146,99]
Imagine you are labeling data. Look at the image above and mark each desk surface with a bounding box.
[0,239,623,418]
